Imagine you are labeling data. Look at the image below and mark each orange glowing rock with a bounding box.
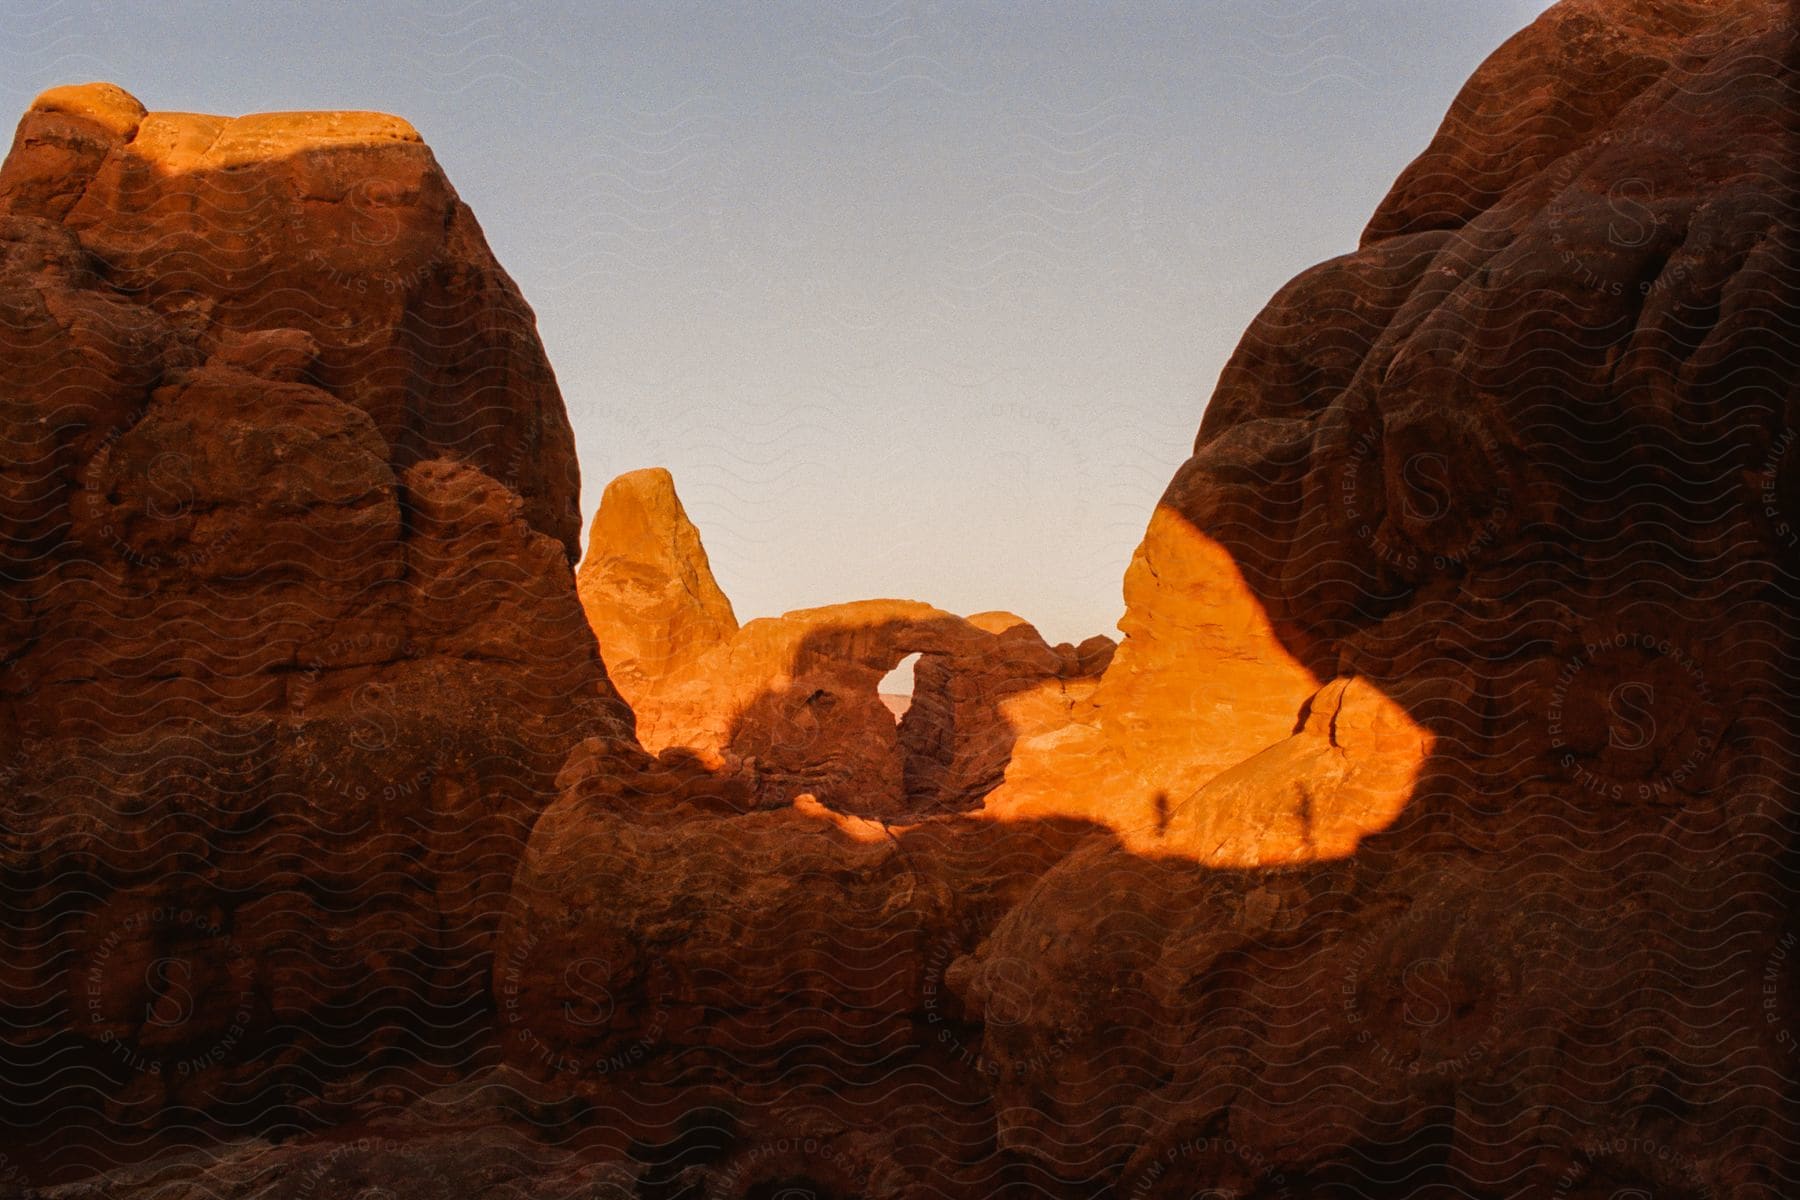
[578,468,1112,820]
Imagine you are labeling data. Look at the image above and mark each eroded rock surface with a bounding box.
[0,83,581,551]
[9,0,1800,1194]
[953,0,1800,1192]
[0,84,634,1138]
[579,469,1112,819]
[501,0,1800,1195]
[576,467,739,710]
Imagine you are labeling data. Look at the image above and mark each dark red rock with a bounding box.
[0,85,632,1135]
[952,0,1800,1192]
[9,0,1800,1192]
[0,84,582,554]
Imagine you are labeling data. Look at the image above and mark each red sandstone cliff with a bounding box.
[505,1,1800,1193]
[5,0,1798,1194]
[576,465,1112,819]
[0,83,637,1131]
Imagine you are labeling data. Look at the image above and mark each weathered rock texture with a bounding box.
[579,468,1113,819]
[0,84,635,1138]
[9,0,1800,1194]
[949,0,1800,1192]
[499,0,1799,1195]
[576,467,739,710]
[0,83,582,552]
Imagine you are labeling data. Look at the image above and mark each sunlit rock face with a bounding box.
[578,467,1113,819]
[577,467,741,712]
[0,84,634,1127]
[11,0,1800,1193]
[514,7,1796,1192]
[985,502,1433,866]
[988,0,1793,876]
[955,0,1800,1190]
[0,83,581,552]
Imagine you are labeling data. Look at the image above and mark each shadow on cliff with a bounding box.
[512,454,1794,1196]
[18,389,1793,1194]
[12,9,1800,1190]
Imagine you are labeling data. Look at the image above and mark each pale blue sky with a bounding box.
[1,1,1557,644]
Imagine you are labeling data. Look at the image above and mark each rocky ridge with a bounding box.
[4,0,1798,1194]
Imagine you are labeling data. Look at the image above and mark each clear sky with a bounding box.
[2,1,1558,645]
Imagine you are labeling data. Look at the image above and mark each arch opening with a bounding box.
[878,651,920,722]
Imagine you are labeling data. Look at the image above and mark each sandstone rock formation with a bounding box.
[949,0,1800,1191]
[0,83,582,552]
[576,467,739,711]
[498,1,1798,1195]
[8,0,1800,1194]
[579,468,1113,819]
[0,84,635,1139]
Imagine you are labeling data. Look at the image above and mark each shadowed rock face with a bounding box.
[0,82,582,555]
[10,1,1800,1194]
[0,84,635,1128]
[504,1,1798,1194]
[979,0,1793,872]
[952,0,1800,1189]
